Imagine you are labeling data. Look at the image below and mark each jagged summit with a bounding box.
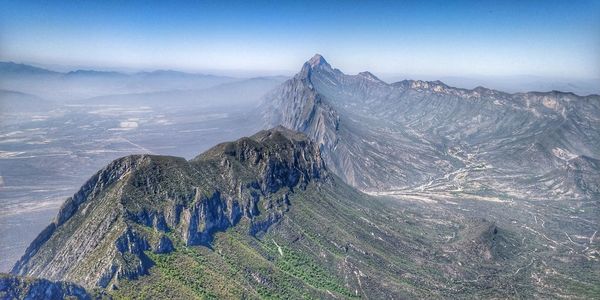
[197,126,328,189]
[297,54,334,81]
[358,71,383,82]
[263,53,600,196]
[12,127,330,289]
[9,126,520,298]
[198,126,320,165]
[252,125,311,143]
[307,53,329,68]
[65,70,125,77]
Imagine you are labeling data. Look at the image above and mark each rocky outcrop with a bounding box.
[11,156,150,284]
[454,219,501,261]
[11,127,329,289]
[262,54,600,198]
[0,273,92,300]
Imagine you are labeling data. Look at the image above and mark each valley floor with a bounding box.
[368,189,600,298]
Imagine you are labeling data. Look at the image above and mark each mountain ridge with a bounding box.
[262,54,600,196]
[11,127,329,289]
[4,56,599,298]
[3,60,597,97]
[259,54,600,299]
[7,127,543,298]
[0,61,232,79]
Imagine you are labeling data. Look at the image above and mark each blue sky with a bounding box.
[1,0,599,78]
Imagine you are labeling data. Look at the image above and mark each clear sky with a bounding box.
[1,0,599,78]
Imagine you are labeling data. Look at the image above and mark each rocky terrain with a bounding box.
[6,127,566,298]
[261,55,600,298]
[11,127,326,288]
[2,55,599,299]
[0,63,281,272]
[262,54,600,199]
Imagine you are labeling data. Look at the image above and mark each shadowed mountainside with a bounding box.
[0,273,93,299]
[9,127,543,299]
[259,55,600,298]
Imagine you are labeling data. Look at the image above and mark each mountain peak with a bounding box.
[358,71,383,83]
[65,70,126,77]
[296,54,334,81]
[0,61,58,75]
[251,125,310,143]
[307,54,329,68]
[13,127,329,289]
[199,126,327,187]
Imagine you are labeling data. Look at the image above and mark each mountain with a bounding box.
[0,62,284,106]
[8,127,560,298]
[79,76,287,107]
[0,273,92,299]
[262,54,600,200]
[435,75,600,97]
[0,62,237,101]
[259,55,600,298]
[4,56,599,298]
[0,90,55,114]
[0,62,60,76]
[0,62,227,81]
[65,70,129,78]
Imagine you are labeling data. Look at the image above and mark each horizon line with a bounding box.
[2,59,599,82]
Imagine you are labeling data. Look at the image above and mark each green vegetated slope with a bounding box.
[112,178,527,299]
[10,127,596,299]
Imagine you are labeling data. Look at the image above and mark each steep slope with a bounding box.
[260,56,600,299]
[262,54,600,200]
[11,127,326,289]
[11,127,569,298]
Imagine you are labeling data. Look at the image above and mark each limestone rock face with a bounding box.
[262,54,600,199]
[11,127,328,289]
[8,124,596,298]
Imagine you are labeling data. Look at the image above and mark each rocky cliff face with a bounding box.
[258,56,600,299]
[8,125,598,298]
[11,127,328,289]
[0,273,92,300]
[261,57,348,186]
[262,54,600,199]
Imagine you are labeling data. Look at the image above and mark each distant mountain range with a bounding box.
[0,89,54,113]
[8,127,521,298]
[257,55,600,297]
[435,74,600,97]
[2,56,599,299]
[0,62,287,103]
[263,54,600,200]
[2,61,598,101]
[80,76,287,107]
[0,61,228,79]
[378,73,600,97]
[0,62,61,76]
